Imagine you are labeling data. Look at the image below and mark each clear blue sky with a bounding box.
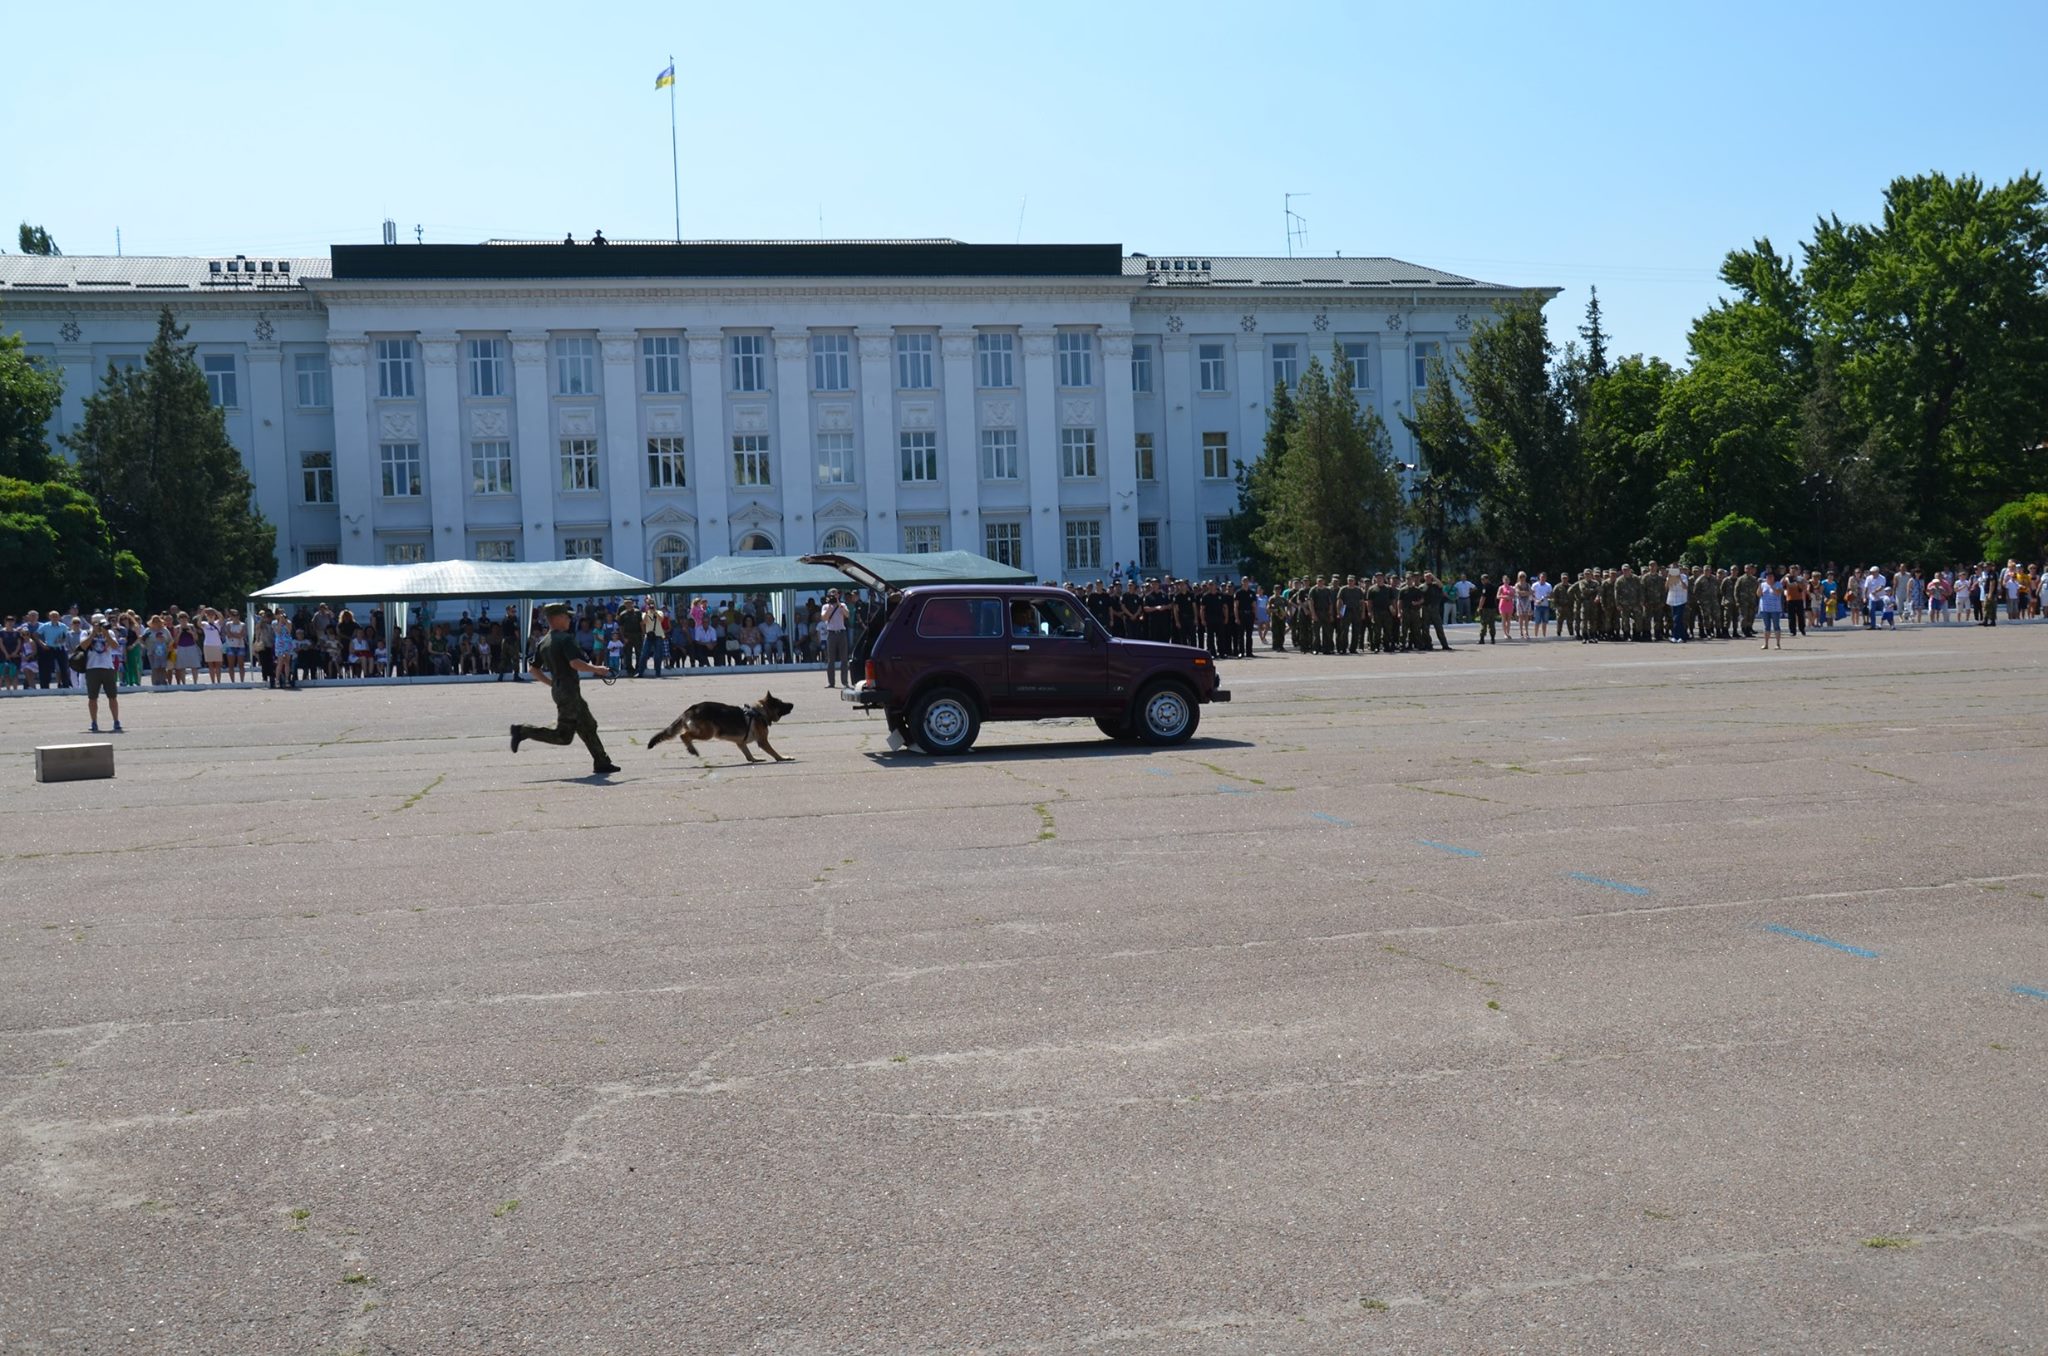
[6,0,2041,364]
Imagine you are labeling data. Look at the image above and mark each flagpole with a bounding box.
[668,53,681,243]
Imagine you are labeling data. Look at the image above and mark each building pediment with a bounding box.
[729,500,781,528]
[814,497,863,522]
[643,504,697,528]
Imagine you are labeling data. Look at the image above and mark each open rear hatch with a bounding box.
[800,552,899,680]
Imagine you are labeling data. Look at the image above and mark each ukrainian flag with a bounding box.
[655,62,675,90]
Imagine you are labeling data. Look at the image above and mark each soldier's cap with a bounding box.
[542,602,574,618]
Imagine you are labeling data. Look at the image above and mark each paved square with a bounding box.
[4,625,2046,1354]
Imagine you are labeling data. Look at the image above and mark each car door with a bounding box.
[911,595,1009,707]
[1005,595,1116,717]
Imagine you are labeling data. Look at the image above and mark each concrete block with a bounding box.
[35,742,114,783]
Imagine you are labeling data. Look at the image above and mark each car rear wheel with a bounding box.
[1135,681,1199,745]
[1094,715,1141,742]
[911,688,980,754]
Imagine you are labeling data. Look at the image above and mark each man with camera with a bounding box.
[77,613,125,734]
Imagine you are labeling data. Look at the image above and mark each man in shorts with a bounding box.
[80,614,125,733]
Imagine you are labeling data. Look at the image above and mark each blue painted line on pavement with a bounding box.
[1309,812,1354,827]
[1145,768,1174,778]
[1217,783,1251,795]
[1566,871,1650,896]
[1417,839,1483,859]
[1764,924,1878,958]
[2013,985,2048,1002]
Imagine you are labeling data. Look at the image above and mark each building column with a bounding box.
[772,330,815,552]
[245,341,293,573]
[53,345,94,449]
[856,328,897,552]
[938,329,979,554]
[420,334,464,561]
[1020,327,1059,579]
[327,335,373,565]
[510,332,554,561]
[687,335,730,556]
[1160,335,1198,581]
[1099,327,1139,572]
[599,332,644,576]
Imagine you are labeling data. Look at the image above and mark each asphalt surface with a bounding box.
[3,622,2045,1355]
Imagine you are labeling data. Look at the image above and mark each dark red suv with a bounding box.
[805,558,1229,754]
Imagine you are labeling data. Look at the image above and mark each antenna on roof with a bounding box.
[382,218,398,245]
[115,227,122,258]
[1285,193,1310,258]
[1015,196,1028,245]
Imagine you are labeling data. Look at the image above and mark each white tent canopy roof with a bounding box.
[250,559,652,603]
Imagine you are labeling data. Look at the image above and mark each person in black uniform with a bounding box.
[1198,582,1226,657]
[1232,577,1257,658]
[1308,576,1336,654]
[1142,580,1172,642]
[511,602,620,775]
[1085,583,1115,633]
[1338,575,1366,655]
[1399,574,1429,653]
[1423,572,1454,650]
[1367,573,1397,653]
[1172,581,1198,648]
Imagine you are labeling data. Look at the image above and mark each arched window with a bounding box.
[651,534,690,583]
[819,528,859,552]
[736,531,777,554]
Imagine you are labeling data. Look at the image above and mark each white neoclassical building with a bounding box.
[2,241,1552,585]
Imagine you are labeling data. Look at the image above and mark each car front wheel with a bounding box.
[911,688,980,754]
[1135,681,1199,745]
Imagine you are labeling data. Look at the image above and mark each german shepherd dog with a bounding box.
[649,692,794,763]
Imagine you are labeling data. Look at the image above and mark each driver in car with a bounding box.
[1010,601,1041,637]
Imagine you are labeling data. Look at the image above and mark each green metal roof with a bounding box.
[251,559,652,602]
[660,551,1032,593]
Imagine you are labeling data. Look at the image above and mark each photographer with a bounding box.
[77,613,125,734]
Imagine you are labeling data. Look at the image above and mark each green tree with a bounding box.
[0,325,64,481]
[1254,350,1399,578]
[1684,512,1776,567]
[0,474,147,606]
[16,223,61,255]
[64,307,274,609]
[1580,354,1676,560]
[1578,285,1609,378]
[1222,378,1296,581]
[1981,493,2048,563]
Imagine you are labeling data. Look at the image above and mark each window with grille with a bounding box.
[984,521,1023,568]
[474,540,517,563]
[562,537,604,562]
[1063,519,1102,573]
[1137,520,1161,571]
[901,523,942,554]
[385,541,427,564]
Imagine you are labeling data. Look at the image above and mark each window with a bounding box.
[109,354,141,373]
[732,433,772,486]
[300,450,334,504]
[1202,431,1231,480]
[1272,342,1299,390]
[563,537,604,562]
[980,428,1018,480]
[643,335,682,394]
[555,337,596,395]
[1059,427,1097,479]
[1057,331,1094,387]
[816,431,857,485]
[1063,519,1102,573]
[983,521,1023,569]
[916,596,1004,639]
[1134,431,1156,482]
[1343,341,1371,391]
[203,354,238,408]
[976,332,1014,388]
[1137,520,1161,571]
[304,546,339,568]
[375,339,415,398]
[730,334,767,392]
[651,534,690,581]
[811,333,851,391]
[294,353,330,408]
[901,523,942,554]
[560,438,600,491]
[895,332,934,389]
[1413,341,1441,389]
[468,339,505,397]
[820,527,860,552]
[1131,343,1153,394]
[736,531,777,553]
[645,435,687,489]
[379,442,422,497]
[385,541,427,565]
[471,440,514,495]
[1205,519,1232,569]
[1198,343,1227,393]
[474,539,517,563]
[900,431,940,483]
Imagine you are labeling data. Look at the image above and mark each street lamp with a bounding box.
[1802,472,1835,569]
[1395,462,1447,578]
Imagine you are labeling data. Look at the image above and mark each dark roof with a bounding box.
[0,255,328,293]
[330,242,1126,282]
[1125,253,1514,290]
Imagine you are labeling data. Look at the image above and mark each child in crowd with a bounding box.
[605,630,624,675]
[1880,588,1897,629]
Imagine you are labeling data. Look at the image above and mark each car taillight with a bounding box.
[865,660,876,685]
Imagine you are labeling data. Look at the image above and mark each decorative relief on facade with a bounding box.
[773,333,809,361]
[253,316,275,342]
[939,332,975,360]
[815,496,863,522]
[599,334,637,364]
[511,336,548,365]
[558,407,596,436]
[687,336,724,363]
[646,405,684,434]
[816,403,853,432]
[1384,313,1405,333]
[328,337,368,367]
[1239,314,1257,334]
[421,336,459,366]
[1061,397,1096,427]
[1098,328,1134,358]
[856,332,892,360]
[1021,330,1056,358]
[900,402,936,430]
[732,404,768,433]
[1313,312,1330,332]
[379,410,419,439]
[470,407,510,438]
[643,503,696,526]
[58,320,81,343]
[1455,313,1472,332]
[980,398,1017,428]
[1166,315,1185,334]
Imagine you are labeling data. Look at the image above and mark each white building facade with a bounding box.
[2,242,1549,586]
